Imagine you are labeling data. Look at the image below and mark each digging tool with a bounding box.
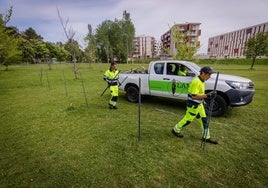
[201,71,219,149]
[118,75,128,86]
[100,70,120,96]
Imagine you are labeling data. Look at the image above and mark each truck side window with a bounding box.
[167,63,176,75]
[154,63,164,74]
[178,64,188,76]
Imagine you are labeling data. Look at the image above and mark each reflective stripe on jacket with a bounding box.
[104,69,119,86]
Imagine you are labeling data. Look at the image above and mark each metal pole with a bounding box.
[80,72,89,108]
[138,77,141,141]
[39,68,43,86]
[201,72,219,149]
[45,70,50,91]
[62,70,68,97]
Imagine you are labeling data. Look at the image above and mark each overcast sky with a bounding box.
[1,0,267,53]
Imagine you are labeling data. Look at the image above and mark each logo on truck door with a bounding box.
[172,79,176,95]
[149,80,189,94]
[169,80,189,95]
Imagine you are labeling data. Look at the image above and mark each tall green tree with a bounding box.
[0,6,12,26]
[244,32,268,69]
[122,10,135,63]
[167,25,199,61]
[19,38,35,63]
[0,26,22,70]
[45,42,68,61]
[22,27,43,41]
[95,20,113,63]
[109,20,124,62]
[0,6,22,70]
[54,42,69,62]
[84,24,97,63]
[64,39,84,62]
[31,39,50,62]
[94,10,135,63]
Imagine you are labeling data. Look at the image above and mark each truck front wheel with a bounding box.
[205,95,227,117]
[126,86,139,103]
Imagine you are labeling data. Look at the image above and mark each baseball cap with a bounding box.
[200,66,216,74]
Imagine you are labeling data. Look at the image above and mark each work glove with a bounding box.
[206,91,217,99]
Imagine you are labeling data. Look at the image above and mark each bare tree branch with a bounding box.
[57,7,76,40]
[56,6,78,79]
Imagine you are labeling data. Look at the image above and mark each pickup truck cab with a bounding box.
[119,60,255,116]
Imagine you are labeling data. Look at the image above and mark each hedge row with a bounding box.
[130,58,267,65]
[197,58,268,65]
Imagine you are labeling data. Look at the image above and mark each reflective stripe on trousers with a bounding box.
[174,103,210,139]
[109,85,118,106]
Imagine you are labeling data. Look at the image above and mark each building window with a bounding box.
[246,28,252,34]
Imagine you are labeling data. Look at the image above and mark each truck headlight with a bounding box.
[225,81,252,90]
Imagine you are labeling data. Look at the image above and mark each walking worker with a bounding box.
[171,66,218,144]
[103,62,120,109]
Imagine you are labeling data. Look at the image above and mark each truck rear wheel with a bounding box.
[126,86,139,103]
[205,95,227,117]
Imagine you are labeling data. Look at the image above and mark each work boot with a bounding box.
[201,138,218,144]
[109,104,113,109]
[171,129,184,138]
[113,106,118,109]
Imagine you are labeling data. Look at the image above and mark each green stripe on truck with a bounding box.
[149,80,189,94]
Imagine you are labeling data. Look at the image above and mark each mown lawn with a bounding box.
[0,62,267,187]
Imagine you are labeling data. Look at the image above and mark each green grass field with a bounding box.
[0,63,267,187]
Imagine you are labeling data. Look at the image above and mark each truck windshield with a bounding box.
[186,61,201,71]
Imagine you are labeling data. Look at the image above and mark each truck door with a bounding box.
[148,62,166,97]
[164,63,195,100]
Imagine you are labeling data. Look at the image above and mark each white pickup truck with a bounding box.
[118,60,255,116]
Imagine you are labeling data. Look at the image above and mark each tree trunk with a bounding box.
[250,57,256,69]
[4,64,9,71]
[2,60,8,71]
[73,60,79,79]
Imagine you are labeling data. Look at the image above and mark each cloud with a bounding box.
[1,0,267,53]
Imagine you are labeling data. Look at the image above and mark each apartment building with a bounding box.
[161,23,201,57]
[132,35,157,59]
[207,22,268,58]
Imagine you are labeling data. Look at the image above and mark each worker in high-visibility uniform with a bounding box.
[171,66,218,144]
[103,62,120,109]
[178,65,188,76]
